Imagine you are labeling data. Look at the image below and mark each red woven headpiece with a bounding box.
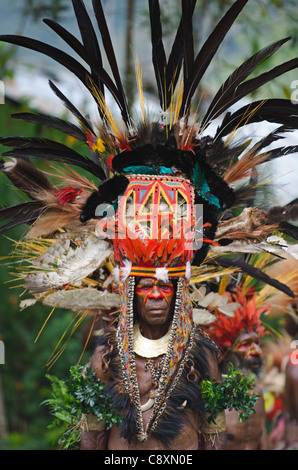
[206,287,271,349]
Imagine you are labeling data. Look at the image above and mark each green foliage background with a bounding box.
[0,99,92,450]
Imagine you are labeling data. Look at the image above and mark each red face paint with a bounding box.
[136,280,174,303]
[233,340,262,359]
[135,278,175,330]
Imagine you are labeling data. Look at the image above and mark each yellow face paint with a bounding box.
[136,279,174,304]
[233,340,262,359]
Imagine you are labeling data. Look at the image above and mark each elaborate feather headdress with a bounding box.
[0,0,298,290]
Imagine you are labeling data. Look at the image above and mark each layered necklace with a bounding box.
[133,324,169,407]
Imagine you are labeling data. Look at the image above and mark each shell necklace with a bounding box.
[133,324,170,358]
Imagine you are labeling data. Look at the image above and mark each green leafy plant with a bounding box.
[43,365,122,449]
[199,364,259,424]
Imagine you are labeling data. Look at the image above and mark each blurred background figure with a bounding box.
[204,285,270,449]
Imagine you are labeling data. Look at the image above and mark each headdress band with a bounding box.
[127,266,187,278]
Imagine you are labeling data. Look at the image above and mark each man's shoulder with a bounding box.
[193,325,220,356]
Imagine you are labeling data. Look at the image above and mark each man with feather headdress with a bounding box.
[204,286,271,450]
[0,0,298,451]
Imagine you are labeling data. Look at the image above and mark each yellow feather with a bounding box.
[168,71,183,129]
[218,274,230,295]
[86,76,120,139]
[134,54,146,125]
[224,99,268,148]
[45,310,88,369]
[35,307,55,343]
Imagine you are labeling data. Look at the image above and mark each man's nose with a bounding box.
[247,343,262,357]
[147,285,164,299]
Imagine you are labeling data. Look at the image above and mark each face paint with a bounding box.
[233,340,262,359]
[135,278,175,329]
[135,279,174,304]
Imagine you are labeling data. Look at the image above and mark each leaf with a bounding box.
[43,364,122,449]
[199,364,257,423]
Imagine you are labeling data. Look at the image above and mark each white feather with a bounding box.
[155,267,169,282]
[24,236,112,294]
[113,265,120,282]
[193,308,217,325]
[19,298,37,310]
[2,158,17,172]
[185,261,191,280]
[121,260,132,281]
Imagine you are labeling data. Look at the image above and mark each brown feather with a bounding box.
[216,224,278,242]
[1,158,54,197]
[223,148,268,185]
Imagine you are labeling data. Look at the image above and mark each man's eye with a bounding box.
[237,343,250,349]
[136,285,152,291]
[159,285,173,292]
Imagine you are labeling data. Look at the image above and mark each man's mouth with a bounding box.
[148,307,166,312]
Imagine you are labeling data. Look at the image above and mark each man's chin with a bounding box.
[243,359,262,376]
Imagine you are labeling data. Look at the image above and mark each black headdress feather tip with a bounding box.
[0,200,44,234]
[80,175,129,222]
[0,0,297,294]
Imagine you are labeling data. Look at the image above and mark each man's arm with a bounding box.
[81,430,106,450]
[203,431,227,450]
[80,344,111,450]
[201,347,227,449]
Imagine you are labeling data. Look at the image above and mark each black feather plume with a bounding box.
[166,1,196,106]
[80,175,129,222]
[278,222,298,240]
[0,33,96,97]
[48,80,94,134]
[148,0,196,112]
[92,0,130,127]
[213,256,296,298]
[182,0,195,82]
[148,0,167,110]
[260,144,298,162]
[43,18,106,123]
[216,99,298,138]
[201,37,292,128]
[11,112,86,142]
[0,136,106,180]
[0,157,54,197]
[0,34,126,124]
[0,200,43,233]
[180,0,249,116]
[71,0,104,96]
